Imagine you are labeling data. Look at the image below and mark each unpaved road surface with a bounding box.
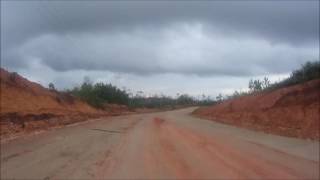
[1,107,319,179]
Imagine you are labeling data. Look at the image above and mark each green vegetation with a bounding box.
[66,61,318,108]
[268,61,320,90]
[219,60,320,102]
[67,78,215,109]
[248,77,270,92]
[68,80,129,108]
[128,93,214,108]
[48,83,55,91]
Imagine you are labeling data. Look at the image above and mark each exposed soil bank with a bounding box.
[193,79,320,140]
[0,68,186,139]
[0,68,111,138]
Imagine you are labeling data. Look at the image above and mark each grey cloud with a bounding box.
[1,1,318,79]
[7,24,317,76]
[2,1,318,50]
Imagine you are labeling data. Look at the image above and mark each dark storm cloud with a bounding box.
[1,1,319,76]
[2,1,318,46]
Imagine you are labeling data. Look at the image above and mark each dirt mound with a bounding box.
[193,79,320,140]
[0,68,101,115]
[0,68,107,137]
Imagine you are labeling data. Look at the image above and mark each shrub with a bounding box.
[48,83,55,91]
[69,79,129,108]
[268,60,320,90]
[219,60,319,102]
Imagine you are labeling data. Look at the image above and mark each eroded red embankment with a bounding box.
[0,68,106,137]
[194,79,320,140]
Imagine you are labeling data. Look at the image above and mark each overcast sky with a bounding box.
[1,1,319,98]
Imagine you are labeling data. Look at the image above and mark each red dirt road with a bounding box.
[1,108,319,179]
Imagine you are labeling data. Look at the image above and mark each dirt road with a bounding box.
[1,107,319,179]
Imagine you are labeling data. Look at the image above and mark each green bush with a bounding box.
[48,82,55,91]
[69,80,129,108]
[268,60,320,90]
[67,75,216,109]
[219,60,319,102]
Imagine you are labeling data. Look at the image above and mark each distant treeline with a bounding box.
[129,94,214,109]
[59,60,319,108]
[217,60,320,102]
[67,80,130,108]
[64,78,215,109]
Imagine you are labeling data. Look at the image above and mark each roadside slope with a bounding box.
[0,68,106,137]
[193,79,320,140]
[0,68,101,115]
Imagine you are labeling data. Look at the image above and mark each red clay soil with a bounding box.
[0,68,108,138]
[193,79,320,140]
[95,117,318,179]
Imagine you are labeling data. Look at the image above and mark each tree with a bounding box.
[177,94,194,105]
[232,90,240,97]
[48,83,55,90]
[253,80,263,91]
[249,79,263,92]
[248,79,254,92]
[262,77,270,89]
[216,93,223,102]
